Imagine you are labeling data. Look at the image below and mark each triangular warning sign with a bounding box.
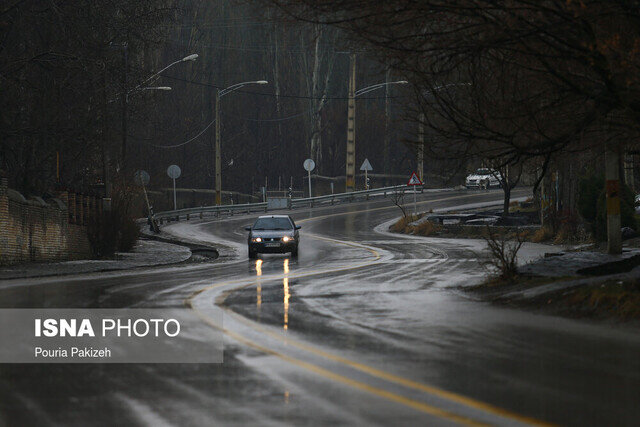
[407,172,423,186]
[360,158,373,171]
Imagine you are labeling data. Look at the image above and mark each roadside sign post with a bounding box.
[134,170,159,233]
[133,170,151,212]
[167,165,181,211]
[407,171,423,216]
[303,158,316,201]
[360,158,373,190]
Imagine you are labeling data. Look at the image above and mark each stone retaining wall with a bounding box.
[0,173,100,265]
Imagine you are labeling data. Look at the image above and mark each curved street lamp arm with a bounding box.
[132,60,180,91]
[129,54,198,95]
[219,80,268,97]
[354,80,408,97]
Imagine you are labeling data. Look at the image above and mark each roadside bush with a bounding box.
[577,174,603,224]
[512,229,533,241]
[553,225,571,244]
[390,215,411,233]
[116,215,140,252]
[87,186,140,257]
[531,225,554,243]
[483,226,525,284]
[87,217,117,258]
[412,220,441,236]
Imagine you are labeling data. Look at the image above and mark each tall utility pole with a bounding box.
[417,112,425,182]
[102,68,111,199]
[121,43,128,170]
[383,69,392,185]
[215,89,222,206]
[605,144,622,254]
[346,53,356,192]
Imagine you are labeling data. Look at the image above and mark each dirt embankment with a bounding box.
[470,251,640,323]
[471,275,640,322]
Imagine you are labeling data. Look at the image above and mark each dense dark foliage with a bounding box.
[578,174,605,225]
[87,185,140,256]
[267,0,640,173]
[0,1,175,194]
[1,1,417,199]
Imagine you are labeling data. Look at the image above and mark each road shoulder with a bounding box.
[0,238,193,280]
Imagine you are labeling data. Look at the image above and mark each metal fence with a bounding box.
[154,184,424,221]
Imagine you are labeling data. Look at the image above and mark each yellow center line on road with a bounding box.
[223,308,549,427]
[190,307,488,427]
[186,190,550,426]
[189,235,382,307]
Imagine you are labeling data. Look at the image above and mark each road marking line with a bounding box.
[186,190,549,426]
[190,302,487,426]
[222,309,548,426]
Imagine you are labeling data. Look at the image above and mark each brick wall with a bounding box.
[0,173,98,265]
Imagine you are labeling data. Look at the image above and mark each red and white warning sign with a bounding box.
[407,172,423,186]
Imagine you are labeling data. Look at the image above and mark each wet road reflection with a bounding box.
[255,259,262,310]
[3,189,636,426]
[221,189,640,426]
[283,259,290,331]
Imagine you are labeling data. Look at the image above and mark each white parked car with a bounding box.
[465,168,502,189]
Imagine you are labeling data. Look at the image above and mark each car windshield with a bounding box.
[252,217,292,230]
[476,168,490,175]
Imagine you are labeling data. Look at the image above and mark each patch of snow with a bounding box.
[0,239,191,280]
[519,249,640,277]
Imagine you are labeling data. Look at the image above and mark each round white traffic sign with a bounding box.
[303,158,316,172]
[167,164,181,179]
[133,170,150,186]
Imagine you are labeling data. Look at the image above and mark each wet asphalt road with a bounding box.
[0,188,639,426]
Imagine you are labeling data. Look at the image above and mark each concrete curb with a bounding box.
[0,238,196,281]
[141,232,219,261]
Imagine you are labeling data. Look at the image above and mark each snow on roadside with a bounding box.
[374,195,563,268]
[0,239,191,280]
[519,249,640,278]
[159,220,242,261]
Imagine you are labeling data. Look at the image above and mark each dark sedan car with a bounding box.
[245,215,300,259]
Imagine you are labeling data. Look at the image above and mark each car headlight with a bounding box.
[282,236,291,242]
[252,237,262,243]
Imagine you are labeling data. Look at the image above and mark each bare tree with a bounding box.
[390,188,407,218]
[266,0,640,167]
[490,160,524,217]
[483,227,526,283]
[302,24,337,171]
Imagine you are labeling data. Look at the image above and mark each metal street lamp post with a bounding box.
[121,54,197,169]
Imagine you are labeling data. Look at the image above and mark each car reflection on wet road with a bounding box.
[0,188,639,426]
